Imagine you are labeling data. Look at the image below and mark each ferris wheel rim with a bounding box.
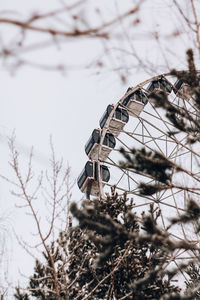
[97,70,200,200]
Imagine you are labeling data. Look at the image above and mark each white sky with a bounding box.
[0,0,199,296]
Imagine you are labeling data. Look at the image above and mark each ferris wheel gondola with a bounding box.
[122,88,148,117]
[77,160,110,197]
[85,129,116,161]
[173,79,192,100]
[99,104,129,137]
[146,76,173,94]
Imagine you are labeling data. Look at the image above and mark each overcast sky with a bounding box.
[0,0,199,296]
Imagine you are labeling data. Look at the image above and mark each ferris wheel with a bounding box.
[77,73,199,276]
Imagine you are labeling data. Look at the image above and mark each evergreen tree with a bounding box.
[15,193,181,299]
[14,50,200,299]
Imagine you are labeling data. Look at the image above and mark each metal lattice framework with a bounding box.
[92,72,200,276]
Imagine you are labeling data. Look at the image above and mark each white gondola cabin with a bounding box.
[122,88,148,117]
[85,129,116,160]
[147,77,172,95]
[99,105,129,137]
[77,161,110,196]
[173,79,192,100]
